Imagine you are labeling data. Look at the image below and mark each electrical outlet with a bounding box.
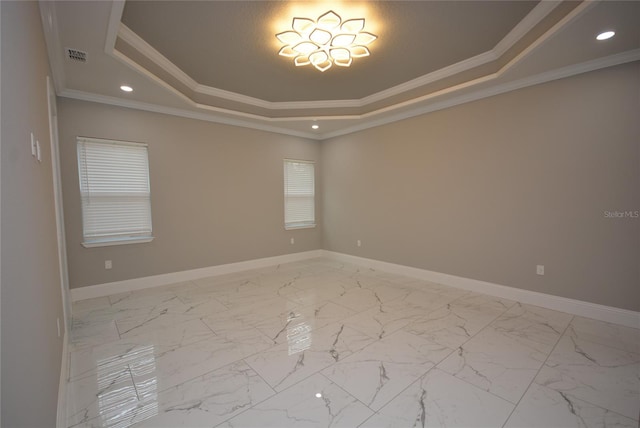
[536,265,544,275]
[105,260,112,270]
[56,318,61,338]
[290,238,295,245]
[357,239,361,247]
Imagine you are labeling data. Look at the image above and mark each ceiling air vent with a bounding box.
[65,48,87,63]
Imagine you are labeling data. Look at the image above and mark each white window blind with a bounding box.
[284,159,315,229]
[77,137,153,246]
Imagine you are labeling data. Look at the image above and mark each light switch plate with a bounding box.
[30,132,37,156]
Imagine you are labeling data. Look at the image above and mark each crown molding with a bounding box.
[492,0,561,57]
[321,49,640,139]
[58,49,640,142]
[110,0,562,112]
[58,89,323,140]
[104,1,125,54]
[117,24,199,90]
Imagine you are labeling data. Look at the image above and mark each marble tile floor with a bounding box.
[65,257,640,428]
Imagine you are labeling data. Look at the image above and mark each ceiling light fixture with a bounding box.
[276,10,377,72]
[596,30,615,41]
[312,124,319,130]
[120,85,133,92]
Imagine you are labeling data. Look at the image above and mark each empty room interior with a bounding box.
[1,1,639,427]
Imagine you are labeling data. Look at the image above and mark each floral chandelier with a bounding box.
[276,10,377,72]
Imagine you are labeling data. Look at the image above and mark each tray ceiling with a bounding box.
[40,1,640,139]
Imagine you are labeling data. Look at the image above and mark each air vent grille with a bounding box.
[65,48,87,63]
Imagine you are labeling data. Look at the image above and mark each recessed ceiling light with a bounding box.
[312,124,319,130]
[596,31,615,41]
[120,85,133,92]
[315,393,322,398]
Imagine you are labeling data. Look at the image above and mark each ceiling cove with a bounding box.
[40,1,640,139]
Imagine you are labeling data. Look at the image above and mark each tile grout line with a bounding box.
[500,315,575,428]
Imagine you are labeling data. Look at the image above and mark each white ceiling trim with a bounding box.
[322,50,640,139]
[110,0,562,110]
[58,89,322,140]
[492,0,561,57]
[104,0,125,54]
[117,24,200,91]
[58,50,640,142]
[360,0,563,106]
[356,0,596,120]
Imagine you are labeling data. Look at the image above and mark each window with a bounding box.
[77,137,153,247]
[284,159,315,230]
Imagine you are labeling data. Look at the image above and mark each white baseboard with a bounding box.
[321,250,640,329]
[56,331,68,428]
[70,250,324,302]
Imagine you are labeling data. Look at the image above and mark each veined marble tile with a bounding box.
[403,294,514,349]
[284,281,351,307]
[70,319,120,351]
[211,282,300,308]
[66,367,136,428]
[202,296,297,333]
[322,330,452,410]
[386,287,467,313]
[67,257,639,428]
[108,287,180,308]
[130,327,274,393]
[132,361,275,427]
[219,373,373,428]
[164,281,212,304]
[179,296,229,318]
[329,282,409,313]
[361,368,513,428]
[69,319,215,382]
[504,382,637,428]
[437,325,551,403]
[535,334,640,420]
[254,301,355,345]
[491,303,572,348]
[244,323,372,392]
[72,297,113,319]
[116,310,194,339]
[567,316,640,354]
[108,293,192,327]
[337,274,393,290]
[341,301,426,340]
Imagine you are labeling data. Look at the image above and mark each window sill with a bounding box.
[284,224,316,231]
[82,236,154,248]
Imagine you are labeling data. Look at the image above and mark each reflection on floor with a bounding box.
[66,258,640,427]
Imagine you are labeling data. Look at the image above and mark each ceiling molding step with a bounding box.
[39,0,66,94]
[321,50,640,140]
[110,49,199,107]
[194,83,282,109]
[104,1,125,54]
[497,0,598,77]
[360,50,498,106]
[111,0,565,112]
[57,89,322,140]
[56,51,639,143]
[117,24,199,90]
[492,0,562,57]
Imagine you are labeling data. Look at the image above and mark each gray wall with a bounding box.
[57,100,322,289]
[322,62,640,312]
[1,1,65,426]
